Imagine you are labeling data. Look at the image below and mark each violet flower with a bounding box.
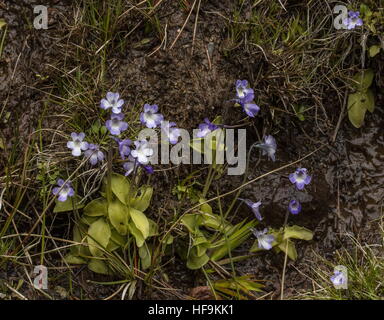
[123,155,154,176]
[343,11,363,30]
[67,132,89,157]
[114,138,132,160]
[236,80,254,102]
[196,118,219,138]
[52,179,75,202]
[100,92,124,114]
[235,80,260,117]
[162,121,181,144]
[239,198,263,221]
[330,269,347,287]
[140,104,164,129]
[143,165,154,174]
[251,228,275,250]
[289,168,312,190]
[288,199,301,215]
[256,135,277,161]
[84,144,104,165]
[106,113,128,135]
[130,140,154,165]
[123,156,137,176]
[242,101,260,118]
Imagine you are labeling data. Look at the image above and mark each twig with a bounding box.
[191,0,202,55]
[169,0,197,50]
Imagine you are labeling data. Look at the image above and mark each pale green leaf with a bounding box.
[277,239,297,260]
[107,239,120,251]
[128,222,145,247]
[187,249,210,270]
[84,198,108,216]
[129,207,149,239]
[181,214,203,234]
[64,253,86,265]
[351,69,374,92]
[88,259,110,275]
[348,92,368,128]
[283,225,313,241]
[369,45,381,58]
[110,173,131,204]
[131,186,153,212]
[139,243,151,270]
[80,215,98,226]
[199,199,212,214]
[108,200,128,235]
[148,218,159,237]
[0,19,6,29]
[87,218,111,257]
[366,89,375,113]
[53,195,84,213]
[110,229,127,247]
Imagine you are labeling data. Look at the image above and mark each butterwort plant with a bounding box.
[196,118,219,138]
[161,121,181,144]
[52,179,74,202]
[67,132,89,157]
[251,228,275,250]
[239,198,263,221]
[140,104,164,129]
[106,113,128,136]
[344,11,363,30]
[288,199,301,215]
[100,92,124,114]
[256,135,277,161]
[84,144,105,166]
[234,80,260,118]
[114,138,132,160]
[289,168,312,190]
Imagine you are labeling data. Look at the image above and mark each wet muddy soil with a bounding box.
[0,0,383,299]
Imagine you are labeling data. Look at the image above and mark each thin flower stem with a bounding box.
[106,145,113,204]
[281,239,289,300]
[202,164,213,198]
[224,142,260,219]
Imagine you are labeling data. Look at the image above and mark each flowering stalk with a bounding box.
[106,145,113,204]
[224,141,261,219]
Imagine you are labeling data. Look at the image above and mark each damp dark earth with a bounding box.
[0,0,383,300]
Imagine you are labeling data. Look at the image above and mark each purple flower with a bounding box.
[239,198,263,221]
[123,156,137,176]
[106,113,128,135]
[236,80,254,102]
[256,135,277,161]
[52,179,75,202]
[343,11,363,30]
[162,121,181,144]
[130,140,154,165]
[289,168,312,190]
[67,132,89,157]
[114,138,132,160]
[140,104,164,129]
[196,118,219,138]
[100,92,124,114]
[235,80,260,117]
[84,144,104,165]
[242,101,260,118]
[143,165,154,174]
[123,155,154,176]
[330,269,347,287]
[288,199,301,215]
[251,228,275,250]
